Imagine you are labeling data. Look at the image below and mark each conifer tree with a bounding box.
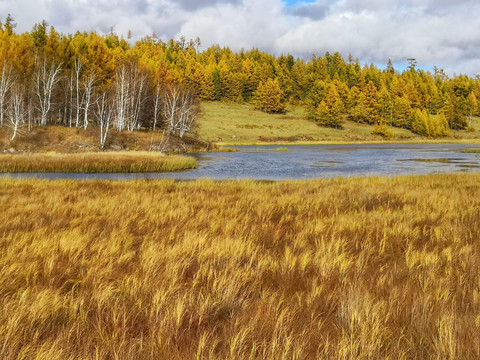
[353,81,380,124]
[411,109,449,137]
[314,83,344,128]
[378,84,392,125]
[200,69,215,101]
[254,78,285,113]
[212,67,222,100]
[393,95,412,128]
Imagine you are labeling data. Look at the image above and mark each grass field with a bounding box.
[197,102,480,144]
[1,174,480,359]
[0,152,196,173]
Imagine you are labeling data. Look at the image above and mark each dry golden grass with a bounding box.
[0,152,196,172]
[1,174,480,359]
[0,126,208,153]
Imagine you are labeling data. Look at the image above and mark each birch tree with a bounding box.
[74,57,83,127]
[113,65,128,131]
[7,85,25,140]
[0,61,15,126]
[82,70,97,130]
[113,62,148,132]
[153,84,161,131]
[34,55,62,126]
[128,68,147,131]
[162,84,199,138]
[95,91,113,149]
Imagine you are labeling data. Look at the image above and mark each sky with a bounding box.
[0,0,479,76]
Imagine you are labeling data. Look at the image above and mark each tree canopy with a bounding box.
[0,16,479,138]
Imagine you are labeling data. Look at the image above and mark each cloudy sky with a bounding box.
[1,0,479,75]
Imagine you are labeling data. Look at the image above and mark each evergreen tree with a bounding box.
[212,67,222,100]
[378,84,392,125]
[254,78,285,113]
[411,109,449,137]
[352,81,380,124]
[314,83,344,128]
[393,95,412,128]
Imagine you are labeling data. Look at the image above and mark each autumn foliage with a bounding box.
[0,17,479,140]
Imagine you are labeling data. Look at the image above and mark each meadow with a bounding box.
[1,174,480,359]
[0,152,196,173]
[197,102,480,144]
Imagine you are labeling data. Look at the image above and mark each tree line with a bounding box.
[1,15,479,144]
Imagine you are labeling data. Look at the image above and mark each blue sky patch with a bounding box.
[283,0,316,7]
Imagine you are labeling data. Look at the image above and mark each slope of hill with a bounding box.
[197,102,480,144]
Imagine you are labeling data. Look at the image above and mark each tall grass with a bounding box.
[1,174,480,359]
[0,151,196,173]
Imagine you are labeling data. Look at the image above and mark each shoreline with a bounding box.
[216,138,480,146]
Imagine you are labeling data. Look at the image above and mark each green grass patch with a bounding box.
[197,102,419,143]
[461,149,480,153]
[198,102,480,145]
[0,151,196,173]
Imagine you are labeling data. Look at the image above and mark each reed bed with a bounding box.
[0,151,196,173]
[1,174,480,359]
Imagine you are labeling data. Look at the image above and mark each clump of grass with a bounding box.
[0,151,196,173]
[461,149,480,153]
[273,147,289,151]
[214,147,240,152]
[1,174,480,359]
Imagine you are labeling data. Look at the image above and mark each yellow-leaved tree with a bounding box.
[314,83,344,128]
[254,78,285,113]
[411,109,450,137]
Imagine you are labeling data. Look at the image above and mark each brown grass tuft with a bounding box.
[1,174,480,358]
[0,151,196,173]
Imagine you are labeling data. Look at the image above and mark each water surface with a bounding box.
[3,144,480,180]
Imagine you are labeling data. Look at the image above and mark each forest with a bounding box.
[1,15,480,145]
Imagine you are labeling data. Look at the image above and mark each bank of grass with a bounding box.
[1,174,480,359]
[0,151,196,173]
[0,126,208,153]
[462,148,480,153]
[198,101,480,145]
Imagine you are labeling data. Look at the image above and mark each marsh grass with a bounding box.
[0,151,196,173]
[1,174,480,359]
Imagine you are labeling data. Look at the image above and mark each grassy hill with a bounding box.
[197,102,480,144]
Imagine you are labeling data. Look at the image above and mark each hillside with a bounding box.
[198,102,480,144]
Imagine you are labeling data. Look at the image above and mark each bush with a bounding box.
[372,124,394,139]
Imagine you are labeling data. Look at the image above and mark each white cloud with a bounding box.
[0,0,478,75]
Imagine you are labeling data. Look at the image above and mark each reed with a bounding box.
[1,174,480,359]
[0,151,196,173]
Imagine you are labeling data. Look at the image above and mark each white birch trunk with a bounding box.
[34,57,62,126]
[0,62,14,126]
[82,71,96,130]
[8,86,24,141]
[74,58,83,128]
[153,85,160,131]
[95,92,112,149]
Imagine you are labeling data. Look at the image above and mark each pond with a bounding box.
[3,144,480,181]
